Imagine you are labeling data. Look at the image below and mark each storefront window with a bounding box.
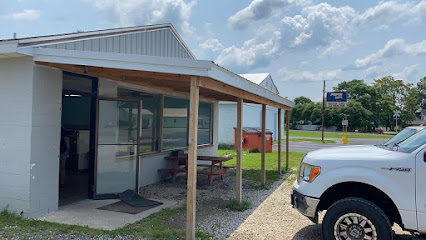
[162,97,189,150]
[139,95,160,153]
[117,88,160,153]
[198,102,212,145]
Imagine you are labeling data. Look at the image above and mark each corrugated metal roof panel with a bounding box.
[42,29,191,59]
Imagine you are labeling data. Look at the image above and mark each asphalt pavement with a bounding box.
[274,137,390,152]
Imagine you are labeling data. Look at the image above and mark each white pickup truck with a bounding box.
[291,129,426,240]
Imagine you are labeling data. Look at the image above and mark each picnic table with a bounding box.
[158,154,233,184]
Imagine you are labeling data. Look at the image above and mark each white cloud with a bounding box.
[355,38,426,68]
[354,0,426,26]
[219,1,426,71]
[279,3,356,51]
[91,0,196,34]
[391,64,419,80]
[199,38,224,52]
[353,1,411,26]
[2,9,41,21]
[216,26,281,69]
[278,67,342,82]
[228,0,310,30]
[319,40,351,58]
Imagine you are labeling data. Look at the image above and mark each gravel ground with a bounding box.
[139,172,291,239]
[228,177,424,240]
[141,172,424,240]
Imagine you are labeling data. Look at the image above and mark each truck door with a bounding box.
[417,147,426,232]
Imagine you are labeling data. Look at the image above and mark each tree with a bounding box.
[334,79,378,129]
[294,96,312,105]
[373,76,418,129]
[417,77,426,109]
[341,101,372,132]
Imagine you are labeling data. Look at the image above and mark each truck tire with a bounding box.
[322,197,392,240]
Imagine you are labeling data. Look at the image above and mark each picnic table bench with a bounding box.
[158,154,234,184]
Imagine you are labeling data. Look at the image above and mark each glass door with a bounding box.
[96,100,140,196]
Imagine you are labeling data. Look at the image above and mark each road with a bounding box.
[274,137,389,152]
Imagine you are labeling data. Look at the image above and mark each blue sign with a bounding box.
[326,92,347,102]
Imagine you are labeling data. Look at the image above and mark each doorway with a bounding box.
[59,72,97,206]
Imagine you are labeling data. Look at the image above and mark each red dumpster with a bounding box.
[234,127,273,152]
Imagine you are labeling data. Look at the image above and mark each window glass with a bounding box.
[397,129,426,153]
[162,96,189,150]
[117,88,160,153]
[98,101,138,145]
[140,95,160,153]
[198,102,212,145]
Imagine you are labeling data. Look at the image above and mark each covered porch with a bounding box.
[32,45,293,238]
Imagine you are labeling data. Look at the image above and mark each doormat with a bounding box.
[119,189,163,208]
[98,200,162,215]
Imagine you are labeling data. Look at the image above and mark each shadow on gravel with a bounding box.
[292,224,425,240]
[292,224,321,240]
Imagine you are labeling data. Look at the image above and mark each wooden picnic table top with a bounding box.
[164,154,232,162]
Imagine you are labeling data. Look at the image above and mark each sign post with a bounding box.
[326,92,349,143]
[393,110,401,132]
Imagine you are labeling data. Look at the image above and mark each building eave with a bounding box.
[23,47,293,108]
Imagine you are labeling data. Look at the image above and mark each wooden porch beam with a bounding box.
[186,76,199,240]
[236,98,243,203]
[278,108,282,175]
[261,104,266,186]
[285,110,290,170]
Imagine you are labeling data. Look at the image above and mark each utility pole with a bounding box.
[322,80,325,142]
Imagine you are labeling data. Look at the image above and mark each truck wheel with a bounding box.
[322,197,392,240]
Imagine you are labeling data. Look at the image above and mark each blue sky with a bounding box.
[1,0,425,101]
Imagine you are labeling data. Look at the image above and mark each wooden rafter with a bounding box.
[36,61,292,109]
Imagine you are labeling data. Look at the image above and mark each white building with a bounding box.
[0,24,293,219]
[218,73,285,145]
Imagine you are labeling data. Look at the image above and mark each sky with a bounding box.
[1,0,426,101]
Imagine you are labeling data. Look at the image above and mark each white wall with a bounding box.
[29,65,62,217]
[0,57,34,215]
[217,102,237,145]
[218,102,284,145]
[0,58,62,218]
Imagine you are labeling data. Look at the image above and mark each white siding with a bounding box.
[259,75,279,94]
[44,29,192,59]
[218,102,284,145]
[29,65,62,217]
[0,57,34,215]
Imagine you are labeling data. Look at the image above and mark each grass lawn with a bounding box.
[219,149,306,187]
[274,138,336,144]
[289,130,392,139]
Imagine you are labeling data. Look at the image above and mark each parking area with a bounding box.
[228,178,422,240]
[274,137,389,152]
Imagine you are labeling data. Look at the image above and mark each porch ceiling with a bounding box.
[37,61,291,110]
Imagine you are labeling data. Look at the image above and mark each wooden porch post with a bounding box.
[236,98,243,203]
[261,104,266,186]
[186,76,199,240]
[285,110,290,170]
[277,108,282,175]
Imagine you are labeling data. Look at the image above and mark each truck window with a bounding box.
[397,129,426,153]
